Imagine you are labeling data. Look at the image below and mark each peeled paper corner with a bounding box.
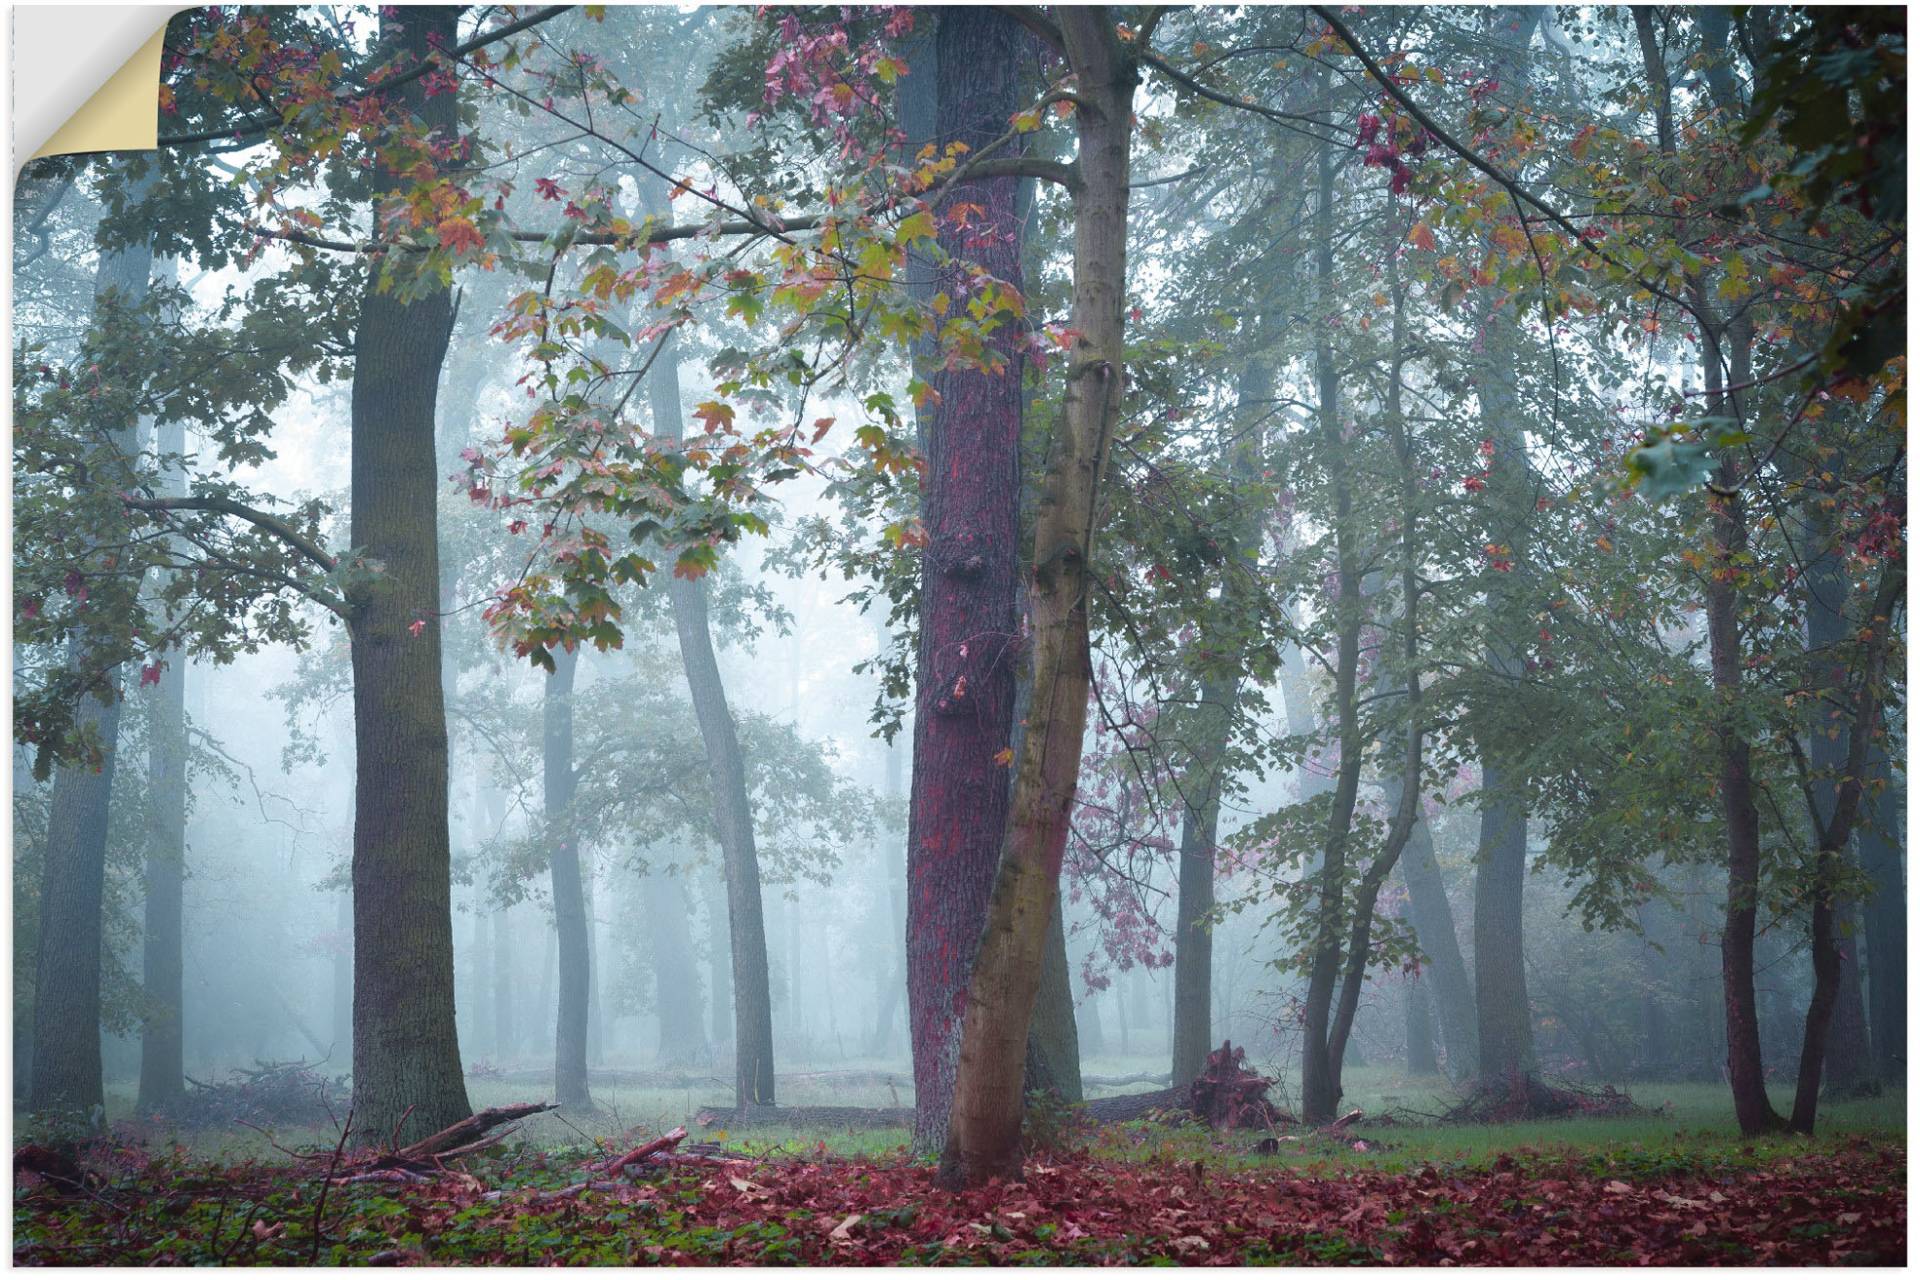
[13,6,185,170]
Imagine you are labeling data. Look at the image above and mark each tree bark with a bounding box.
[29,165,156,1118]
[1027,896,1083,1101]
[939,7,1135,1189]
[138,411,188,1116]
[543,646,592,1108]
[904,6,1031,1153]
[345,3,472,1144]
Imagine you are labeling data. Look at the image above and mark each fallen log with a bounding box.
[1083,1071,1173,1089]
[599,1126,687,1175]
[392,1102,558,1163]
[695,1104,915,1131]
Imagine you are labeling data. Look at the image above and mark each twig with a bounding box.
[308,1107,353,1266]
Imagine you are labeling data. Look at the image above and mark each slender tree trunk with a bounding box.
[940,10,1134,1188]
[138,411,188,1116]
[1861,741,1904,1077]
[29,168,156,1118]
[903,6,1031,1153]
[483,782,513,1064]
[543,646,592,1108]
[343,6,471,1147]
[1471,760,1534,1082]
[585,864,605,1068]
[1394,800,1476,1078]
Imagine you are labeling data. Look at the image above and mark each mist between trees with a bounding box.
[12,3,1903,1192]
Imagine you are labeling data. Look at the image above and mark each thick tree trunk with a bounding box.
[345,3,471,1144]
[544,646,593,1108]
[138,413,189,1116]
[939,9,1134,1189]
[903,6,1031,1154]
[1471,758,1534,1083]
[29,171,156,1118]
[1861,741,1904,1077]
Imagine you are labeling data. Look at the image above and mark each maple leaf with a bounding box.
[1408,221,1438,252]
[692,401,736,433]
[435,216,484,255]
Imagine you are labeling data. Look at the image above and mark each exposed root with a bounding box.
[1438,1074,1647,1124]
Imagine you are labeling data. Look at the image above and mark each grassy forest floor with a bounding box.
[15,1061,1908,1265]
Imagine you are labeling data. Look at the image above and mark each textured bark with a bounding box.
[345,4,472,1144]
[1861,741,1905,1077]
[138,413,189,1116]
[29,172,156,1118]
[904,6,1031,1154]
[939,8,1134,1189]
[543,646,592,1108]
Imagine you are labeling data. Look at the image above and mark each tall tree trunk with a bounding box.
[1404,976,1439,1076]
[940,9,1134,1188]
[645,869,708,1065]
[1170,355,1271,1088]
[1802,510,1872,1091]
[138,410,188,1116]
[1471,759,1533,1082]
[903,6,1031,1153]
[644,330,776,1106]
[1298,98,1364,1129]
[544,646,592,1108]
[29,165,156,1117]
[1394,803,1476,1078]
[483,782,513,1063]
[701,870,734,1053]
[1861,740,1904,1078]
[334,890,353,1060]
[345,4,471,1143]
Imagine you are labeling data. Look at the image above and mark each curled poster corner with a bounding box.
[13,6,186,170]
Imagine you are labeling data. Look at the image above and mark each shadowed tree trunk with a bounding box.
[1861,741,1904,1077]
[29,165,156,1118]
[345,5,472,1143]
[1468,5,1544,1097]
[1394,800,1476,1078]
[940,7,1135,1189]
[903,6,1032,1153]
[138,408,188,1116]
[544,645,592,1108]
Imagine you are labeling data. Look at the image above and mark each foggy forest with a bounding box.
[10,2,1907,1266]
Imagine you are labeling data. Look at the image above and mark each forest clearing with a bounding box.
[10,1,1906,1268]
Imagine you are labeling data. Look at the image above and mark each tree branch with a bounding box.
[125,494,338,575]
[158,5,575,148]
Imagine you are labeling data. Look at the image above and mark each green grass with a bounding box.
[41,1055,1906,1179]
